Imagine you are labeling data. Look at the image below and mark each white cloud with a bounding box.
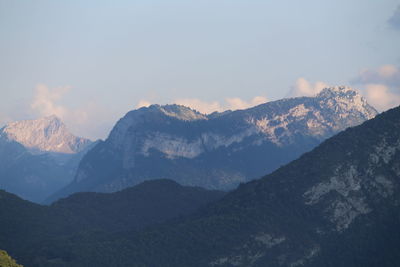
[30,84,119,140]
[351,65,400,111]
[138,96,269,114]
[352,65,400,87]
[225,96,268,110]
[175,96,268,113]
[174,98,223,114]
[30,84,69,119]
[364,84,400,111]
[136,100,152,109]
[287,78,329,97]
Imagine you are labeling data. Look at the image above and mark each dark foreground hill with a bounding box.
[0,180,225,265]
[23,105,400,267]
[51,179,225,232]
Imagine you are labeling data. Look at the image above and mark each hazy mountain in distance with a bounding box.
[1,115,91,154]
[49,86,378,202]
[0,116,94,203]
[31,105,400,267]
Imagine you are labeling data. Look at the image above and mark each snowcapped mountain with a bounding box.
[49,86,378,202]
[0,116,94,203]
[0,115,91,154]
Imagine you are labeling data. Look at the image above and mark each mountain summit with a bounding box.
[50,86,378,201]
[0,116,94,202]
[0,115,91,154]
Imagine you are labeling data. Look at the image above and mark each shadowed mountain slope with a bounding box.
[50,86,377,202]
[30,105,400,267]
[0,179,224,266]
[0,116,94,202]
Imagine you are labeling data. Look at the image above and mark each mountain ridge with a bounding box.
[0,115,92,154]
[0,179,226,266]
[0,116,94,202]
[49,86,377,202]
[8,105,399,267]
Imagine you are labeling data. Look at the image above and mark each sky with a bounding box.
[0,0,400,139]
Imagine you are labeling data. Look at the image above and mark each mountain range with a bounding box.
[49,86,377,202]
[0,116,94,202]
[0,179,225,266]
[0,100,398,267]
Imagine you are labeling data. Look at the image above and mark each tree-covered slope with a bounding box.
[31,106,400,267]
[0,250,23,267]
[51,179,225,232]
[0,180,225,266]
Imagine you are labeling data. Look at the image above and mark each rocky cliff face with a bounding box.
[0,116,93,203]
[1,115,91,154]
[22,104,400,267]
[51,86,378,201]
[108,86,376,159]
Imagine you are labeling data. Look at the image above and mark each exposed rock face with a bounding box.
[49,86,378,201]
[108,87,376,159]
[201,105,400,267]
[0,116,93,203]
[21,105,400,267]
[1,115,91,154]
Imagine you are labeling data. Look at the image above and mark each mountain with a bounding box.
[50,86,377,202]
[0,180,225,266]
[0,116,93,203]
[50,179,225,232]
[0,115,91,154]
[29,105,400,267]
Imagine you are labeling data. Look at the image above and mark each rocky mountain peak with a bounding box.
[316,86,377,120]
[317,85,354,96]
[52,85,382,200]
[0,116,92,154]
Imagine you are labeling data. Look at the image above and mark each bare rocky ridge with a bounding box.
[50,86,378,202]
[1,115,91,154]
[15,104,400,267]
[0,116,93,203]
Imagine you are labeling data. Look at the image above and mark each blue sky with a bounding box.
[1,0,400,139]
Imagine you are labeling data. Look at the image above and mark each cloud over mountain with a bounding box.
[287,78,329,97]
[352,65,400,87]
[30,84,70,119]
[351,65,400,111]
[30,84,120,139]
[137,96,268,114]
